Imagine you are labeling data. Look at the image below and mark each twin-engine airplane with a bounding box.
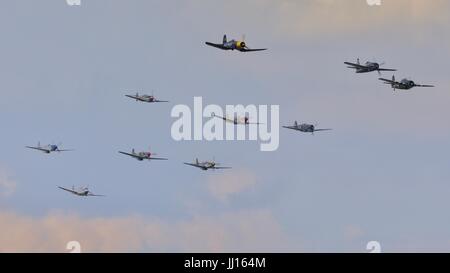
[378,75,435,91]
[58,186,105,197]
[283,121,332,134]
[184,158,231,171]
[345,58,396,75]
[205,34,267,52]
[26,142,73,154]
[211,113,261,125]
[119,148,168,161]
[125,92,169,103]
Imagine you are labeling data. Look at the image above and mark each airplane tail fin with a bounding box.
[294,121,298,127]
[38,141,40,148]
[223,35,227,44]
[132,148,135,154]
[357,58,360,65]
[196,158,199,165]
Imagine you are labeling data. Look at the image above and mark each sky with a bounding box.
[0,0,450,252]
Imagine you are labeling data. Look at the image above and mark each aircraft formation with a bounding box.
[344,58,435,91]
[25,34,436,198]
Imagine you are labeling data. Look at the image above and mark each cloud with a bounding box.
[275,0,450,36]
[199,0,449,39]
[206,169,257,202]
[0,209,291,252]
[0,170,16,197]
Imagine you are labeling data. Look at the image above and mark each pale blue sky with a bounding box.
[0,0,449,252]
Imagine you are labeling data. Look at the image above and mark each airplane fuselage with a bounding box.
[355,62,379,73]
[223,40,246,51]
[136,96,155,102]
[289,124,315,133]
[391,79,416,90]
[40,145,58,153]
[194,161,215,170]
[134,152,152,160]
[199,162,215,170]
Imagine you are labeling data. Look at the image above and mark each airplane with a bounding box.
[26,142,73,154]
[184,158,231,171]
[125,92,169,103]
[119,148,168,161]
[58,186,105,197]
[344,58,396,75]
[283,121,332,134]
[211,113,261,125]
[378,75,435,91]
[205,34,267,52]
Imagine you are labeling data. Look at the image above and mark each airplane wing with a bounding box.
[314,129,333,132]
[125,95,139,100]
[212,113,234,123]
[213,166,232,169]
[378,78,397,84]
[183,162,203,169]
[26,146,49,152]
[87,193,106,197]
[154,100,169,103]
[416,84,435,88]
[57,149,74,152]
[149,157,168,160]
[119,151,143,160]
[282,126,299,131]
[245,121,264,125]
[240,48,267,52]
[378,68,397,72]
[58,186,78,195]
[205,42,227,50]
[344,62,366,69]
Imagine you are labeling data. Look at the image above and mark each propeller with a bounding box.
[241,34,247,49]
[55,142,63,152]
[376,60,386,76]
[312,123,318,135]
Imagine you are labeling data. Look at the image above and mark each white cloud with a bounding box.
[0,209,291,252]
[274,0,450,36]
[206,169,257,202]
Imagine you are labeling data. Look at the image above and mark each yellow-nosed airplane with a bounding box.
[205,34,267,52]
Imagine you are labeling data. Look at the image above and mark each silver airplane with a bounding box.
[345,58,396,75]
[184,158,231,171]
[26,142,73,154]
[205,34,267,52]
[378,75,435,91]
[283,121,332,134]
[125,92,169,103]
[58,186,105,197]
[211,113,261,125]
[119,148,168,161]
